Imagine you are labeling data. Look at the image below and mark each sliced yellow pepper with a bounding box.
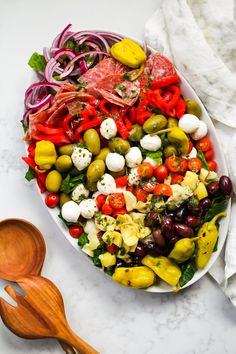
[111,38,146,68]
[112,266,156,288]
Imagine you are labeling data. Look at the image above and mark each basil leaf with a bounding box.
[197,151,209,171]
[78,233,89,247]
[204,195,227,222]
[28,52,46,72]
[60,173,86,194]
[141,149,162,165]
[25,167,35,181]
[58,212,85,228]
[179,259,197,287]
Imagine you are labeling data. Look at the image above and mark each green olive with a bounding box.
[45,170,62,193]
[86,180,98,192]
[128,124,144,142]
[109,167,126,178]
[59,192,71,207]
[143,114,167,133]
[95,147,111,161]
[83,129,101,155]
[55,155,72,173]
[87,160,105,183]
[108,138,130,155]
[164,145,178,157]
[58,144,75,156]
[167,117,178,129]
[186,99,202,118]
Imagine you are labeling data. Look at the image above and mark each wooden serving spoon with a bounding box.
[0,276,98,354]
[0,219,97,353]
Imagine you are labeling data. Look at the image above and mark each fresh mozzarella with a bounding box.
[80,199,98,219]
[178,114,200,134]
[191,121,208,140]
[84,220,98,234]
[140,134,162,151]
[97,173,116,195]
[61,201,81,223]
[71,147,92,171]
[128,167,141,185]
[71,183,89,202]
[125,147,142,168]
[100,118,117,139]
[183,147,197,159]
[143,156,158,167]
[105,152,125,172]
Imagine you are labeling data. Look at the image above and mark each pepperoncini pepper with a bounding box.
[169,237,198,263]
[195,212,227,269]
[167,127,189,154]
[112,266,156,288]
[34,140,57,170]
[110,38,147,69]
[141,255,181,286]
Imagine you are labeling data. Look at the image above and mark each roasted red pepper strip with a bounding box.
[62,114,74,140]
[124,117,133,131]
[74,117,103,142]
[136,111,152,125]
[162,91,173,103]
[22,156,36,170]
[128,107,137,124]
[32,133,70,145]
[176,98,186,119]
[165,85,180,113]
[99,98,110,115]
[115,117,129,140]
[22,155,47,193]
[27,143,35,158]
[146,89,168,111]
[151,75,180,89]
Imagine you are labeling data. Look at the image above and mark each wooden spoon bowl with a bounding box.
[0,219,46,282]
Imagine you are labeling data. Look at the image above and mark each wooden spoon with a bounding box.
[0,276,98,354]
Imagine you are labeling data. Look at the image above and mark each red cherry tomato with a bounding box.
[115,176,128,188]
[101,204,113,215]
[137,162,154,178]
[134,188,149,202]
[187,140,193,154]
[208,160,218,171]
[109,193,125,209]
[113,208,128,217]
[45,193,60,208]
[106,244,119,254]
[188,158,202,172]
[141,179,157,192]
[126,185,133,192]
[96,194,107,209]
[171,174,184,184]
[204,149,215,161]
[196,137,212,152]
[153,183,172,197]
[165,156,188,174]
[69,226,84,238]
[155,165,168,182]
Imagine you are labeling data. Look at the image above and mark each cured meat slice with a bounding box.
[143,53,177,81]
[114,80,140,106]
[46,103,68,126]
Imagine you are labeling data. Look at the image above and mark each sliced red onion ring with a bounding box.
[72,31,110,52]
[43,47,51,62]
[79,59,88,74]
[27,94,52,109]
[22,108,33,125]
[53,48,76,60]
[57,23,72,48]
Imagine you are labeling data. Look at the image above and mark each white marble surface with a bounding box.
[1,1,236,353]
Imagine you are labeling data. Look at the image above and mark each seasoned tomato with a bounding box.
[196,137,212,152]
[204,149,215,161]
[141,179,157,192]
[188,158,202,172]
[155,165,168,182]
[115,176,128,188]
[101,204,113,215]
[165,156,188,174]
[96,194,107,209]
[69,226,84,238]
[171,174,184,184]
[109,193,125,209]
[154,183,172,197]
[137,162,154,178]
[208,160,218,171]
[134,188,149,202]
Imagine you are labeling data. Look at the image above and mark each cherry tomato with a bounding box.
[45,193,60,208]
[154,183,172,197]
[109,193,125,209]
[171,174,184,184]
[196,137,212,152]
[208,160,218,171]
[106,244,119,254]
[187,140,193,154]
[101,204,113,215]
[113,208,128,217]
[134,188,149,202]
[188,158,202,172]
[115,176,128,188]
[69,226,84,238]
[155,165,168,182]
[126,185,133,192]
[137,162,154,178]
[141,179,157,192]
[96,194,107,209]
[165,156,188,174]
[204,149,215,161]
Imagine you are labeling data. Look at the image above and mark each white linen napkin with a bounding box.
[145,0,236,305]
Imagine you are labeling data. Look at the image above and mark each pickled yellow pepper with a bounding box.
[34,140,57,170]
[111,38,147,68]
[112,266,156,288]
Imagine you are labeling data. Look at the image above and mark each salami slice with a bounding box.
[143,53,177,81]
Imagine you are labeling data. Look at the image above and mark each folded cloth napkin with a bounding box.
[145,0,236,305]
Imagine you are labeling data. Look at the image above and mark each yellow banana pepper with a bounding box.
[142,255,181,286]
[110,38,147,68]
[169,238,198,263]
[167,127,189,154]
[112,266,156,288]
[195,212,227,269]
[34,140,57,170]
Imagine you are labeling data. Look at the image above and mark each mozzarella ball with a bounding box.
[105,152,125,172]
[191,121,208,140]
[178,114,200,134]
[187,147,197,159]
[125,147,142,168]
[97,173,116,195]
[61,200,81,223]
[128,168,141,185]
[72,183,89,202]
[143,156,158,167]
[71,147,92,171]
[84,220,98,234]
[140,134,162,151]
[100,118,117,139]
[80,199,98,219]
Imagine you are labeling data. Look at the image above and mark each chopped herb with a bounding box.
[144,83,151,89]
[115,84,127,92]
[130,90,138,98]
[25,167,35,181]
[123,73,131,81]
[78,233,89,247]
[28,52,46,72]
[179,259,197,287]
[77,82,87,90]
[113,113,119,120]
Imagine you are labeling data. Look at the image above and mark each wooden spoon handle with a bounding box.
[62,328,99,354]
[58,340,79,354]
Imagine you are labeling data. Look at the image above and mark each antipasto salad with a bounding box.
[22,25,232,290]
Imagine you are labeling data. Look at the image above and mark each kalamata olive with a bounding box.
[169,236,179,245]
[145,242,162,257]
[135,243,146,258]
[186,216,201,228]
[187,204,202,217]
[145,211,159,227]
[219,176,233,197]
[165,210,176,219]
[116,260,126,268]
[161,216,174,239]
[152,229,166,247]
[174,223,194,238]
[207,181,220,195]
[175,205,187,222]
[199,197,212,211]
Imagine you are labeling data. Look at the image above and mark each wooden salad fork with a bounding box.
[0,275,99,354]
